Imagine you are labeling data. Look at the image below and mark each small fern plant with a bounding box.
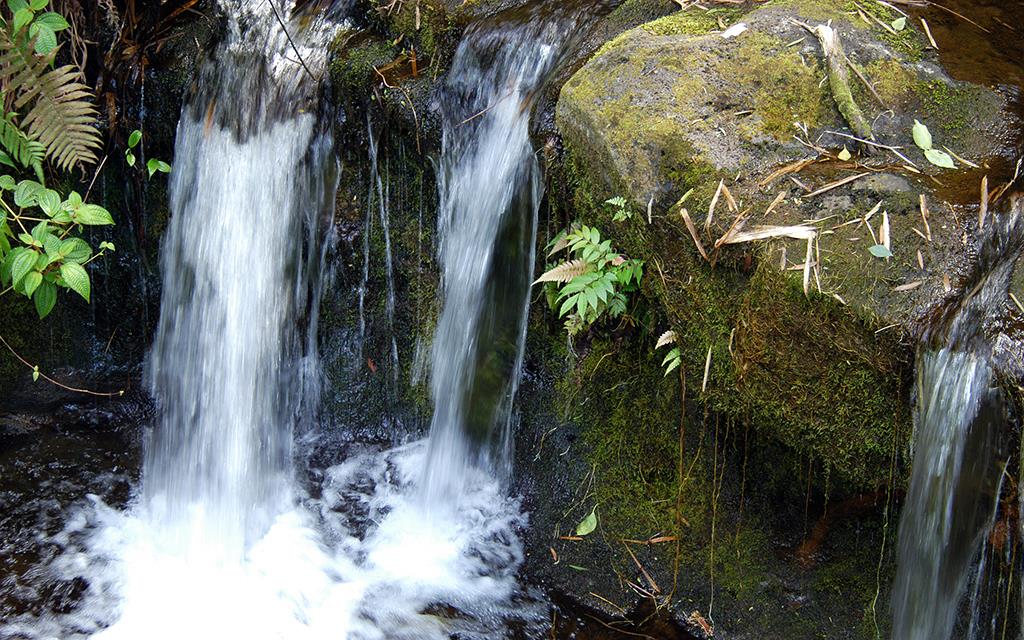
[535,224,644,336]
[656,330,682,377]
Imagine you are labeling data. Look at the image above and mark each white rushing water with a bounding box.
[421,17,565,503]
[892,211,1023,640]
[0,2,573,639]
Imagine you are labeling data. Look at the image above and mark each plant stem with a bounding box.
[0,331,124,397]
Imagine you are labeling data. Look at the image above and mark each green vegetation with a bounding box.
[0,0,121,388]
[536,219,644,336]
[0,0,101,172]
[125,129,173,177]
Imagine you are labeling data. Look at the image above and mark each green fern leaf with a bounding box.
[0,26,101,171]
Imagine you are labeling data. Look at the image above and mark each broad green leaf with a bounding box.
[33,11,69,31]
[42,233,60,257]
[868,244,893,258]
[13,8,34,33]
[576,507,598,536]
[74,204,114,226]
[22,270,41,297]
[891,16,906,30]
[60,261,89,301]
[147,159,171,178]
[559,295,577,318]
[10,247,36,285]
[0,174,16,190]
[912,120,933,151]
[125,151,136,167]
[33,280,56,318]
[924,148,956,169]
[14,179,43,208]
[37,188,60,215]
[30,23,57,55]
[17,232,34,245]
[128,129,143,148]
[59,237,91,262]
[28,0,47,10]
[0,150,14,168]
[98,241,115,252]
[30,220,48,242]
[837,146,852,161]
[64,191,82,209]
[7,0,29,12]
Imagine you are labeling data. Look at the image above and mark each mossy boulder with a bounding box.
[553,0,1020,491]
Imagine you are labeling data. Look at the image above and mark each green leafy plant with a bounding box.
[125,128,172,178]
[124,128,141,166]
[0,176,114,318]
[146,157,171,178]
[604,196,633,222]
[0,0,101,172]
[656,330,681,377]
[912,119,956,169]
[535,223,643,336]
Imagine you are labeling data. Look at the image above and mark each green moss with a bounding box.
[734,264,908,488]
[917,79,997,142]
[766,0,925,60]
[329,34,396,101]
[640,7,743,37]
[863,59,916,106]
[571,340,688,537]
[381,0,449,59]
[719,32,829,140]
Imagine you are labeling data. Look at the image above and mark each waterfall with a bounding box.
[420,14,564,503]
[892,208,1023,640]
[0,4,584,639]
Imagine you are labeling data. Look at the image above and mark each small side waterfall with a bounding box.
[421,14,567,503]
[893,206,1023,640]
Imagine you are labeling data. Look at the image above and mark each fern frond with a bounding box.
[533,258,589,285]
[656,330,678,349]
[0,112,45,180]
[0,29,100,171]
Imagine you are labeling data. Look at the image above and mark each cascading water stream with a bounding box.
[421,14,566,503]
[0,3,585,639]
[892,207,1023,640]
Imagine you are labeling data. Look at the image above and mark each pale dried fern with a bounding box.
[533,259,590,285]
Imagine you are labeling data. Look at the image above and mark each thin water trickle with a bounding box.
[893,209,1023,640]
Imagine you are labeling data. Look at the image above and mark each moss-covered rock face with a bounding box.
[553,0,1019,491]
[558,0,1010,208]
[517,327,898,640]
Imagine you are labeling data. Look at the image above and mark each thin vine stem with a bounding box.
[0,331,123,397]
